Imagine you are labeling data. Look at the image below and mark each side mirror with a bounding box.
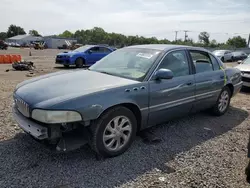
[154,68,174,80]
[88,50,93,54]
[237,60,242,64]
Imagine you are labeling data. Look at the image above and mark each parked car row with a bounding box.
[13,44,243,157]
[213,50,248,62]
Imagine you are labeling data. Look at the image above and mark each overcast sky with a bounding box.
[1,0,250,42]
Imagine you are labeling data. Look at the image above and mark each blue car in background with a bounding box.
[55,45,115,68]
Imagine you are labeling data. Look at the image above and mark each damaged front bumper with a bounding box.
[13,106,48,139]
[12,106,90,152]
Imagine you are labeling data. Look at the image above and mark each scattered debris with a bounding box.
[158,177,166,182]
[12,61,35,71]
[204,127,212,131]
[26,72,36,77]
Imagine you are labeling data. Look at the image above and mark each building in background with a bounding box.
[43,36,77,49]
[6,35,78,49]
[6,35,43,46]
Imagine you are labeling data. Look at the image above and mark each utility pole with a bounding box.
[248,33,250,48]
[174,31,178,41]
[184,30,189,42]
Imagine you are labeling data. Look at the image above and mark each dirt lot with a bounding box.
[0,48,250,188]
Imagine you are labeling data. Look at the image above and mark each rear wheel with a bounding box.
[212,86,231,116]
[89,106,137,157]
[75,58,84,68]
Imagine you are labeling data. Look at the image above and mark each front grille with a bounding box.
[14,97,30,117]
[56,59,63,63]
[242,76,250,83]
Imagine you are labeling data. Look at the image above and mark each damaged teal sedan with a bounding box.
[13,44,243,157]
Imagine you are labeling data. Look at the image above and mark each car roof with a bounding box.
[124,44,208,52]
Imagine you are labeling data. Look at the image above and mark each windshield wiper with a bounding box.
[98,71,114,76]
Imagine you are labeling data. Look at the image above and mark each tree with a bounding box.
[59,30,73,38]
[209,39,218,48]
[0,32,7,40]
[227,36,247,48]
[198,32,210,45]
[6,24,26,38]
[29,30,41,37]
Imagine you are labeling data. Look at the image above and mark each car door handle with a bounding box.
[186,82,193,86]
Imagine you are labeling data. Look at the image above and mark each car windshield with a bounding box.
[73,45,93,52]
[89,48,162,81]
[243,57,250,65]
[233,51,244,55]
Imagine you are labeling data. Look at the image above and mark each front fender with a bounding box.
[82,99,142,121]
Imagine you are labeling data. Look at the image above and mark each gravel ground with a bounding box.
[0,48,250,188]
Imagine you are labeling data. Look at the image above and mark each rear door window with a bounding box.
[189,50,214,73]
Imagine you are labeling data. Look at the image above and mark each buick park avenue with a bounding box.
[13,45,243,157]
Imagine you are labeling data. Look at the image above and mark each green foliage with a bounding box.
[0,32,7,40]
[1,25,248,50]
[226,36,247,48]
[59,30,73,38]
[29,30,42,37]
[6,24,26,38]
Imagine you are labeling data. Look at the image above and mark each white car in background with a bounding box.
[213,50,232,62]
[236,57,250,87]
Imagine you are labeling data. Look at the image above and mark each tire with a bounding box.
[211,86,231,116]
[89,106,137,157]
[231,56,234,62]
[75,58,84,68]
[63,65,69,68]
[221,57,224,62]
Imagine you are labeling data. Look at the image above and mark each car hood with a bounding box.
[57,51,83,56]
[235,64,250,72]
[15,70,139,108]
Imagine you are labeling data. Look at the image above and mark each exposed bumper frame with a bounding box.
[12,107,48,140]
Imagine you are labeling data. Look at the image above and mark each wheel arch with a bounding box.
[225,83,234,97]
[95,103,142,132]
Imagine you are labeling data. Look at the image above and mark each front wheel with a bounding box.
[221,57,224,62]
[75,58,84,68]
[212,86,231,116]
[89,106,137,157]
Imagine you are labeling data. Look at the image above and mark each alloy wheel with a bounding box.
[103,116,132,151]
[218,90,229,112]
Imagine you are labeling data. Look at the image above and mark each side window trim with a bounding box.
[149,49,191,81]
[209,53,221,71]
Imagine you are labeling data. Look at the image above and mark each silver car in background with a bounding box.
[231,51,248,61]
[213,50,232,62]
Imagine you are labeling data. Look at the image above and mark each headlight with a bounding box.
[32,109,82,124]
